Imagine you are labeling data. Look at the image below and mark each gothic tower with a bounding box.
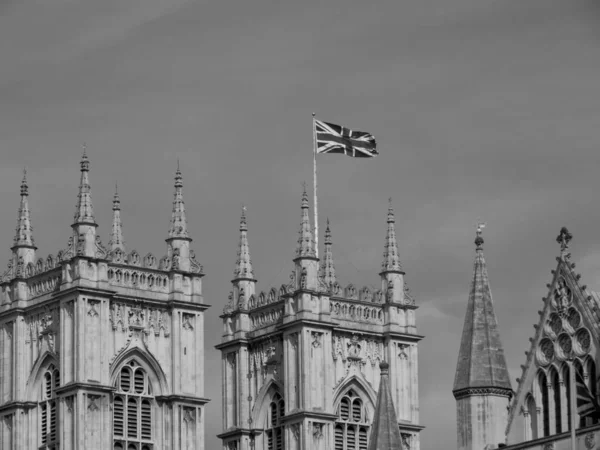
[453,226,512,450]
[0,153,209,449]
[217,192,423,450]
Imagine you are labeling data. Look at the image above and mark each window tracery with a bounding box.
[40,364,60,449]
[113,360,154,450]
[266,392,284,450]
[334,389,370,450]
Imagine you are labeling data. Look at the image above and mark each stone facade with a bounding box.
[217,194,423,450]
[0,155,209,449]
[455,227,600,450]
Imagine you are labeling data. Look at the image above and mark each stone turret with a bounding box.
[293,184,319,291]
[368,361,403,450]
[71,147,98,258]
[166,163,192,271]
[319,218,336,289]
[379,199,404,303]
[108,184,125,253]
[453,224,512,450]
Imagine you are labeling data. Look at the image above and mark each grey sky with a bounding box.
[2,0,600,448]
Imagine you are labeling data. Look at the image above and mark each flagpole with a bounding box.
[313,112,319,259]
[570,358,577,450]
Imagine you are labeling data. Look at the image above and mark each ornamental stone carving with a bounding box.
[585,432,595,449]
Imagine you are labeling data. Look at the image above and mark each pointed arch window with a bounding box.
[40,364,60,449]
[113,360,154,450]
[335,390,370,450]
[266,393,285,450]
[538,371,550,437]
[587,359,599,425]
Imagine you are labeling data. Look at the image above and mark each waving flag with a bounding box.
[576,369,600,419]
[315,119,378,158]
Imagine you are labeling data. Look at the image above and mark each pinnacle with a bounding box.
[233,205,254,280]
[381,200,402,273]
[109,184,125,252]
[320,218,336,286]
[295,186,315,258]
[13,168,36,249]
[73,146,96,225]
[168,164,189,239]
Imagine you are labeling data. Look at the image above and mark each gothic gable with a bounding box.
[506,254,599,439]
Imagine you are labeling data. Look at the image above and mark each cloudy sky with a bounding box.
[2,0,600,448]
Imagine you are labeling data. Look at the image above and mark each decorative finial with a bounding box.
[379,361,390,373]
[556,227,572,257]
[20,168,28,197]
[174,164,183,188]
[80,143,90,171]
[240,204,248,231]
[112,184,121,211]
[301,182,309,209]
[387,198,395,223]
[475,220,486,248]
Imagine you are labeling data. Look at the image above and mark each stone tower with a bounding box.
[0,153,209,449]
[453,226,513,450]
[217,192,423,450]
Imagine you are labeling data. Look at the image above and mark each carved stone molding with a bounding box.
[3,414,12,430]
[183,407,196,422]
[543,442,555,450]
[182,313,195,331]
[398,343,409,360]
[88,300,100,317]
[312,423,323,440]
[453,387,513,399]
[88,394,101,411]
[289,332,298,350]
[311,332,323,349]
[65,396,74,413]
[291,423,300,441]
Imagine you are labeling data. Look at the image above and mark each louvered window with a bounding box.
[335,390,371,450]
[265,393,285,450]
[113,361,154,450]
[39,364,60,449]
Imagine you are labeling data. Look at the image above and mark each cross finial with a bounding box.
[475,220,486,248]
[556,227,572,257]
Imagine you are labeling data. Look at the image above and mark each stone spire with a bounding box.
[166,162,193,272]
[12,169,36,250]
[71,146,98,258]
[108,184,125,253]
[233,205,254,281]
[295,183,315,258]
[168,162,189,240]
[367,361,403,450]
[380,199,404,303]
[73,145,96,225]
[319,218,336,287]
[380,198,402,274]
[453,224,512,394]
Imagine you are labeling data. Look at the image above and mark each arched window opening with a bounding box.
[266,392,285,450]
[573,359,585,428]
[563,365,572,431]
[113,360,154,450]
[526,394,538,440]
[549,367,561,434]
[40,364,60,449]
[335,389,370,450]
[539,371,550,437]
[588,359,599,425]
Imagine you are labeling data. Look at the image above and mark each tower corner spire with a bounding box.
[233,204,255,281]
[380,198,403,275]
[72,144,96,226]
[295,182,315,259]
[167,164,189,241]
[319,218,336,287]
[12,168,37,253]
[108,183,125,253]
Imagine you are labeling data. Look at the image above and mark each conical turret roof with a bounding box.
[167,162,189,240]
[73,145,96,225]
[453,226,512,394]
[12,169,36,249]
[233,205,255,280]
[367,362,403,450]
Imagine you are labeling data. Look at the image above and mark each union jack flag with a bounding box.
[576,369,600,419]
[315,119,378,158]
